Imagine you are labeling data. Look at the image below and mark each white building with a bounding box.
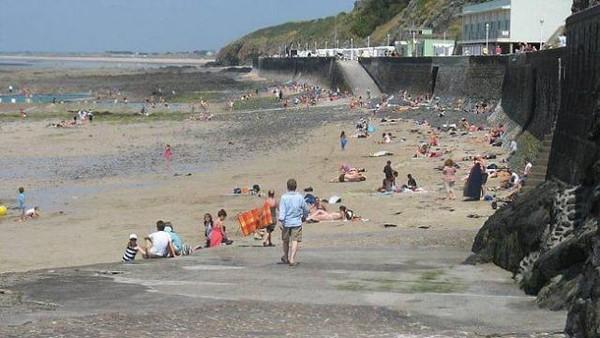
[459,0,571,55]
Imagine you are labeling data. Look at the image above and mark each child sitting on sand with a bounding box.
[24,206,40,219]
[122,234,146,262]
[210,209,234,247]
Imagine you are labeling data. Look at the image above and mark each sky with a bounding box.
[0,0,355,53]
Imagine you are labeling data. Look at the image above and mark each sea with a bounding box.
[0,55,209,103]
[0,56,207,70]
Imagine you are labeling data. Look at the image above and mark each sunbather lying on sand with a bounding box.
[307,209,344,222]
[331,171,367,182]
[48,120,76,128]
[339,164,366,174]
[307,205,352,222]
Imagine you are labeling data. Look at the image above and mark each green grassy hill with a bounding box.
[216,0,488,65]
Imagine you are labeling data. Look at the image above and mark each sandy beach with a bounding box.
[0,88,499,273]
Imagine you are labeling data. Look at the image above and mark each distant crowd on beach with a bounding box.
[331,88,533,207]
[120,89,532,266]
[3,77,534,268]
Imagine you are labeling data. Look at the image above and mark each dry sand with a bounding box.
[0,99,500,273]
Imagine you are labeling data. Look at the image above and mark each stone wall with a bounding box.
[359,56,507,100]
[360,54,561,139]
[359,57,434,95]
[253,57,347,91]
[501,49,565,139]
[434,56,508,100]
[548,5,600,185]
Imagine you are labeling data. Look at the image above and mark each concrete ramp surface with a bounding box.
[336,60,382,99]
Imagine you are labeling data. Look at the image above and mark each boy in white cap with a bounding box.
[122,234,145,262]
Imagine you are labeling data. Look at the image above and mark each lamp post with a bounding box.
[540,19,545,50]
[387,33,390,46]
[411,30,416,57]
[485,23,490,55]
[367,36,370,48]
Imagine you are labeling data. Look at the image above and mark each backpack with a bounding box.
[304,194,316,205]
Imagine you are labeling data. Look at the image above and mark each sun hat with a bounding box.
[129,234,138,240]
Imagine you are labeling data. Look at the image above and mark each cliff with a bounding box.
[215,0,488,65]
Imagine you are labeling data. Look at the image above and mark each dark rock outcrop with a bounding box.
[467,181,561,273]
[467,180,598,304]
[565,237,600,337]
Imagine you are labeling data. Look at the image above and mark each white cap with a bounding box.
[129,234,138,240]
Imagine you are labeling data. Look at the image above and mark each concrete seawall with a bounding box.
[253,57,347,92]
[256,51,563,140]
[548,5,600,185]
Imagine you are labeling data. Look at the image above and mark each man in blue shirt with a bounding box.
[278,178,308,266]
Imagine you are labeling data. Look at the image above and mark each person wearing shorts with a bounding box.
[278,179,308,266]
[262,189,278,247]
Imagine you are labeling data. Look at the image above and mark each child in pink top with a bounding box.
[164,144,173,161]
[442,159,457,200]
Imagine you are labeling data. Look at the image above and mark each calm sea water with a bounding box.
[0,58,202,70]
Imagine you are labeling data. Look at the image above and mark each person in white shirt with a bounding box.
[509,169,520,188]
[25,206,40,219]
[523,158,533,177]
[143,220,176,259]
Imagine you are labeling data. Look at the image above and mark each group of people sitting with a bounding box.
[49,109,94,127]
[485,124,506,146]
[122,212,234,262]
[379,160,419,193]
[463,153,533,203]
[355,117,372,138]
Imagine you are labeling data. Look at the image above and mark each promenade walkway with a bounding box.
[0,240,566,337]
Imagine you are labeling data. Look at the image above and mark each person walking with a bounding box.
[164,144,173,170]
[262,190,278,247]
[340,131,347,150]
[278,178,308,266]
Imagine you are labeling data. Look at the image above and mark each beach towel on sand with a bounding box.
[369,151,393,157]
[237,204,273,236]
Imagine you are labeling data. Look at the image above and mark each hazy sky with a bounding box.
[0,0,355,53]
